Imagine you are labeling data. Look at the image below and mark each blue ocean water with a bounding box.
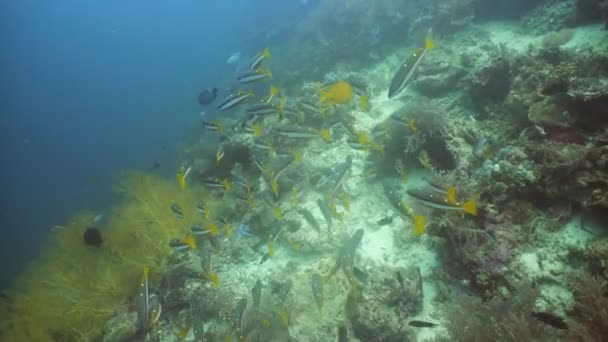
[0,0,313,288]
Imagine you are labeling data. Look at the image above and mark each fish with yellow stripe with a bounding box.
[388,33,436,98]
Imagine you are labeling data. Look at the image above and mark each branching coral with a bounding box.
[0,171,213,341]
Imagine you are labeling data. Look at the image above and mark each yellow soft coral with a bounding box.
[319,81,353,105]
[1,171,216,341]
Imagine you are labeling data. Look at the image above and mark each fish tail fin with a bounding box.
[413,215,426,236]
[263,47,271,58]
[185,235,197,249]
[462,199,477,216]
[425,36,435,50]
[176,172,186,190]
[209,272,219,287]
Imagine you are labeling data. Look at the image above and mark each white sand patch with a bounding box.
[564,23,608,52]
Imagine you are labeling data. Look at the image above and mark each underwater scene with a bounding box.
[2,0,608,341]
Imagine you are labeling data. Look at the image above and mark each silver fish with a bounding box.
[218,92,253,111]
[388,35,435,98]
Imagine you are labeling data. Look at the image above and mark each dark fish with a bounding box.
[408,320,438,328]
[316,198,333,231]
[326,229,364,281]
[231,297,248,336]
[191,225,209,236]
[297,209,321,234]
[311,273,323,313]
[169,239,191,252]
[327,155,353,202]
[203,121,224,133]
[276,280,292,307]
[83,227,103,247]
[531,312,568,330]
[388,36,435,99]
[170,202,184,218]
[396,270,405,291]
[149,160,161,171]
[259,252,271,264]
[252,280,262,315]
[376,216,393,226]
[198,87,218,106]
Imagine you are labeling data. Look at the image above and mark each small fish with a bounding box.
[407,187,478,216]
[252,279,262,315]
[396,270,405,291]
[216,144,225,166]
[297,209,321,234]
[259,252,270,264]
[203,120,225,133]
[388,34,435,98]
[247,103,278,116]
[191,225,208,236]
[299,101,323,116]
[276,280,292,307]
[319,80,353,105]
[250,47,271,71]
[311,273,324,313]
[202,178,231,191]
[218,91,254,111]
[226,51,241,65]
[169,236,196,252]
[316,198,333,231]
[170,202,184,218]
[238,69,272,84]
[531,311,568,330]
[376,216,393,226]
[408,320,438,328]
[413,215,426,236]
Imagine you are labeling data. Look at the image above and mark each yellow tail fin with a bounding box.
[425,36,435,50]
[263,47,271,58]
[462,199,477,216]
[413,215,426,236]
